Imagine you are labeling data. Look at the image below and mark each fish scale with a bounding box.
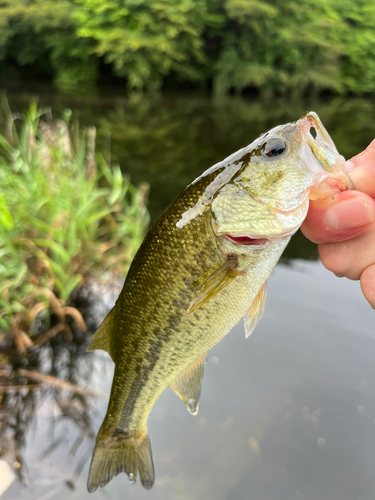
[86,111,352,492]
[99,173,225,432]
[129,237,288,430]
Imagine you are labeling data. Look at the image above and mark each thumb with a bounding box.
[301,191,375,244]
[346,139,375,197]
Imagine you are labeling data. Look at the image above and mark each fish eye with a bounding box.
[261,137,287,158]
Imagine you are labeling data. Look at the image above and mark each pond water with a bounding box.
[2,88,375,500]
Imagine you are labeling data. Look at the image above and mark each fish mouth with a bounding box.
[223,233,270,247]
[222,229,295,248]
[298,112,353,198]
[299,112,338,156]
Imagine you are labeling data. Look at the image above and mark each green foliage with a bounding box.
[0,99,149,337]
[1,0,375,95]
[214,0,343,95]
[331,0,375,93]
[214,0,375,95]
[0,0,97,90]
[73,0,217,90]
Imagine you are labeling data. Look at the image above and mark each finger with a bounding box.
[318,224,375,280]
[346,139,375,197]
[360,264,375,309]
[301,190,375,244]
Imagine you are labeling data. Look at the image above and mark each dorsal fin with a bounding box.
[87,309,114,360]
[244,282,267,338]
[170,355,207,415]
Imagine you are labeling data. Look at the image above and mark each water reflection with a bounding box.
[0,320,100,488]
[4,90,375,261]
[0,277,121,497]
[4,90,375,222]
[3,261,375,500]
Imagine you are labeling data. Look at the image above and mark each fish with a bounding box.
[86,112,352,492]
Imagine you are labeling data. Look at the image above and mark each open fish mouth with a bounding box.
[299,112,353,198]
[222,228,296,247]
[223,234,270,246]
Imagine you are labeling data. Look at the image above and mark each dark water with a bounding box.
[2,88,375,499]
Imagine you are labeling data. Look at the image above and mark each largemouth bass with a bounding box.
[87,112,352,492]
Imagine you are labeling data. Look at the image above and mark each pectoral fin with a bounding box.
[87,309,114,360]
[170,355,207,415]
[187,255,242,314]
[244,282,267,338]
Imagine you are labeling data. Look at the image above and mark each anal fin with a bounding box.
[86,308,114,360]
[170,355,207,415]
[188,255,242,314]
[244,282,267,338]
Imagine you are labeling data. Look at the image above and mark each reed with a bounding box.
[0,99,149,347]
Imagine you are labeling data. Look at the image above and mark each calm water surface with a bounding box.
[2,88,375,500]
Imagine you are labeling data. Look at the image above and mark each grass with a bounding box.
[0,98,149,349]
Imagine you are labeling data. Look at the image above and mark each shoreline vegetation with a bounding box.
[0,98,149,348]
[1,0,375,96]
[0,98,145,491]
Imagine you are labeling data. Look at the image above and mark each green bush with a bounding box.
[1,0,375,95]
[0,99,149,343]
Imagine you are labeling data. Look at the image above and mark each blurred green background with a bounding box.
[1,0,375,96]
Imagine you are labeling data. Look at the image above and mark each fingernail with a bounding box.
[325,197,374,230]
[345,160,355,173]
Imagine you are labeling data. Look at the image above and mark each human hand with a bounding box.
[301,140,375,308]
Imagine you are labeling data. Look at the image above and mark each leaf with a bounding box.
[85,208,112,225]
[61,275,83,301]
[29,238,71,266]
[0,192,13,230]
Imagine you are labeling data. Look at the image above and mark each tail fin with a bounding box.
[87,427,155,492]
